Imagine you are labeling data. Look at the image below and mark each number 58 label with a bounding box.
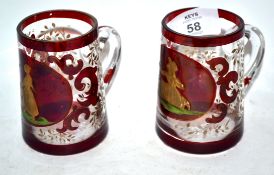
[187,22,202,34]
[167,8,221,36]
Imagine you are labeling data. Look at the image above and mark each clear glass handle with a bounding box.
[244,24,265,94]
[98,26,121,94]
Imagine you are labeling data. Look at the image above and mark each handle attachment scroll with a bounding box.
[98,26,121,94]
[243,24,265,94]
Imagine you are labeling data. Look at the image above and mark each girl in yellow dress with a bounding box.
[160,57,190,111]
[22,64,39,121]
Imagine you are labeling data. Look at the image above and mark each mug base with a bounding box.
[22,121,108,155]
[156,118,243,154]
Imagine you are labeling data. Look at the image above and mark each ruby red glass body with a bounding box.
[17,10,121,155]
[156,8,264,154]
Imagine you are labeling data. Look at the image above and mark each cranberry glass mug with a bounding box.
[156,8,265,154]
[17,10,121,155]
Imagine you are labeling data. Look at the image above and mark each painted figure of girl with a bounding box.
[22,64,39,120]
[160,57,190,110]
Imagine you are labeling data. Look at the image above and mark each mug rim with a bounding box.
[162,7,245,47]
[17,9,98,52]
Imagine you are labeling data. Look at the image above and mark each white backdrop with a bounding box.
[0,0,273,174]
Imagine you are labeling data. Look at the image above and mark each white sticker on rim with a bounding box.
[167,8,222,36]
